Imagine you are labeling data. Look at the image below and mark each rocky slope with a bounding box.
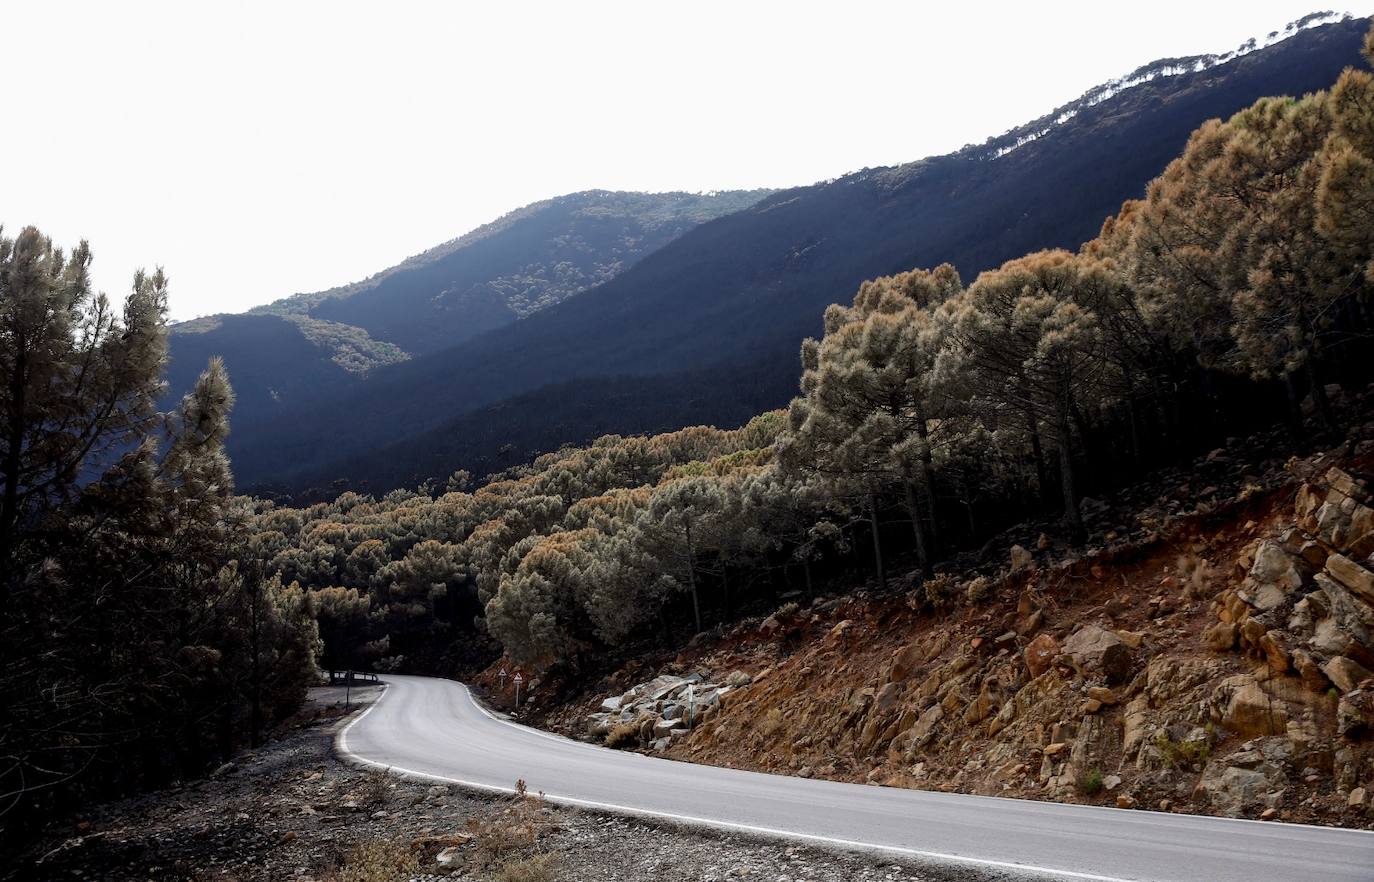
[524,396,1374,828]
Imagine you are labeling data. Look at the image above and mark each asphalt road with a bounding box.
[338,674,1374,882]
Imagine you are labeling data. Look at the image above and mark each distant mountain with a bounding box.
[226,14,1370,498]
[166,190,772,430]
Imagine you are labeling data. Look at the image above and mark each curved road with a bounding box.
[338,675,1374,882]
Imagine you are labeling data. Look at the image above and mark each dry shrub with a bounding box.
[1175,553,1215,600]
[604,718,642,748]
[357,768,390,806]
[337,839,417,882]
[758,708,785,738]
[924,573,954,609]
[465,781,555,870]
[492,852,561,882]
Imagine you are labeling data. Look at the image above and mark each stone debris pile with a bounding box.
[586,672,742,751]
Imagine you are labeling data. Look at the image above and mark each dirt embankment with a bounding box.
[530,414,1374,829]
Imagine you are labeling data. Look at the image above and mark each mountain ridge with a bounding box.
[231,15,1372,496]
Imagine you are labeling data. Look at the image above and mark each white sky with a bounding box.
[2,2,1369,322]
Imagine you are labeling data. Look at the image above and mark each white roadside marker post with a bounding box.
[687,683,695,728]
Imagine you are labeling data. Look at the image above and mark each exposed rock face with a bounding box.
[553,447,1374,828]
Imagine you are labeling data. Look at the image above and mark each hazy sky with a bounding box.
[3,2,1370,321]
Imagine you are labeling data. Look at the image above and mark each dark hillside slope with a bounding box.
[166,190,768,431]
[237,17,1370,493]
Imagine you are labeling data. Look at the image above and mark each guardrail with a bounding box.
[326,670,380,686]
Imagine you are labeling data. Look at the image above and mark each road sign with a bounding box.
[499,667,507,689]
[513,671,524,708]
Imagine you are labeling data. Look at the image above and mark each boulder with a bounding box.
[725,670,753,688]
[909,705,945,747]
[872,681,900,715]
[1296,484,1325,532]
[1311,574,1374,665]
[1338,689,1374,738]
[1250,541,1303,591]
[1204,621,1238,652]
[585,713,611,737]
[600,696,623,713]
[1195,763,1285,818]
[1325,553,1374,605]
[1213,674,1288,737]
[1322,656,1373,693]
[1010,544,1034,571]
[1024,633,1060,679]
[1086,686,1117,705]
[1292,649,1331,691]
[1326,467,1371,503]
[1062,625,1132,684]
[1258,630,1292,675]
[889,642,923,682]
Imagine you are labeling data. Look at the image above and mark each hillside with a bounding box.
[165,190,770,434]
[524,419,1374,827]
[229,15,1373,496]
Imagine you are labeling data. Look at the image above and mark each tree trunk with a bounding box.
[1024,405,1047,507]
[912,401,939,547]
[0,347,27,603]
[1306,358,1336,433]
[720,563,731,621]
[685,522,702,634]
[901,476,931,575]
[867,489,887,592]
[1057,408,1085,544]
[1284,367,1305,435]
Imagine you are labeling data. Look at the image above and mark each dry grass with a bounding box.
[758,707,785,738]
[356,768,391,806]
[465,781,556,871]
[336,839,417,882]
[492,852,561,882]
[604,719,642,748]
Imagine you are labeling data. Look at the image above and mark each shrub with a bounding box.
[466,783,554,870]
[338,839,417,882]
[604,719,642,749]
[1080,768,1104,796]
[493,853,561,882]
[923,573,954,609]
[1153,731,1211,769]
[758,708,785,738]
[357,768,390,806]
[774,601,800,619]
[964,576,991,604]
